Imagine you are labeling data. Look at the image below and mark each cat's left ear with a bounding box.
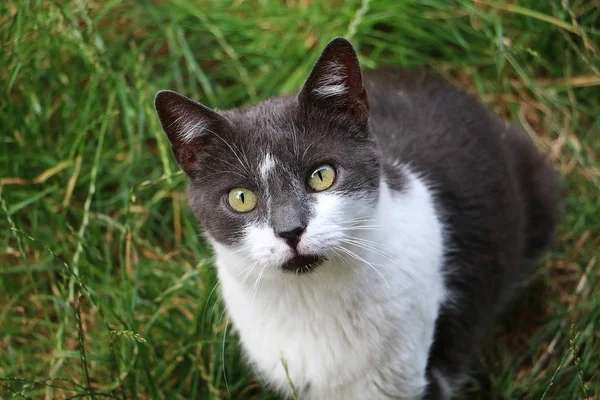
[299,37,369,123]
[154,90,229,175]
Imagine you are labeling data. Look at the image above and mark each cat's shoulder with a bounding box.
[363,67,486,119]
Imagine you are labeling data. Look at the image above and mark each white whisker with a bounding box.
[336,246,390,287]
[221,315,231,398]
[301,140,317,162]
[331,247,358,275]
[201,281,221,327]
[240,260,260,286]
[229,245,253,256]
[340,237,395,262]
[204,126,251,174]
[250,263,268,302]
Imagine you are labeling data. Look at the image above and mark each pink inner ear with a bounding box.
[175,147,197,169]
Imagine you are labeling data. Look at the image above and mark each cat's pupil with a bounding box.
[239,192,245,203]
[317,170,323,181]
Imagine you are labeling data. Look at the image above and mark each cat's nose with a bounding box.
[276,226,305,250]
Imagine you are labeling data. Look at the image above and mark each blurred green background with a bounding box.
[1,0,599,399]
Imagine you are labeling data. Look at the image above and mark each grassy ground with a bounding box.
[1,0,599,399]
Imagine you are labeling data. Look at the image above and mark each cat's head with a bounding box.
[155,38,382,278]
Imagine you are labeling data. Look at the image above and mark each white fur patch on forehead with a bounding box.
[173,114,207,143]
[312,61,348,98]
[259,153,276,182]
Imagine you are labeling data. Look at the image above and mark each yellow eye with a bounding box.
[228,188,257,212]
[307,165,336,192]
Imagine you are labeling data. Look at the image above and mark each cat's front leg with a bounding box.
[297,366,429,400]
[422,368,455,400]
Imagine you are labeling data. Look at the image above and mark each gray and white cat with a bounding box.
[154,38,560,400]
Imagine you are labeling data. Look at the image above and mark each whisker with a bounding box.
[240,260,260,286]
[197,170,247,182]
[205,126,252,173]
[346,219,379,224]
[348,226,385,231]
[331,246,358,275]
[292,123,300,159]
[250,263,268,302]
[206,155,249,177]
[201,281,221,327]
[301,139,317,162]
[340,238,395,262]
[342,235,394,251]
[229,245,253,256]
[236,262,254,277]
[336,246,390,287]
[208,291,225,325]
[221,315,231,398]
[344,240,417,284]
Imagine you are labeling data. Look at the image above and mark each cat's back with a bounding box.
[364,67,511,176]
[364,67,560,263]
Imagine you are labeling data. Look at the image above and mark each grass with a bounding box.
[1,0,599,398]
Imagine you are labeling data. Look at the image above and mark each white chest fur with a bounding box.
[213,170,446,400]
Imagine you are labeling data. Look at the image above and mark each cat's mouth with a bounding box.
[280,254,326,274]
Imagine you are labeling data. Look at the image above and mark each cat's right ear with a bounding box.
[298,37,369,124]
[154,90,226,175]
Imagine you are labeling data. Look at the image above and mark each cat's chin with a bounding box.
[280,254,326,275]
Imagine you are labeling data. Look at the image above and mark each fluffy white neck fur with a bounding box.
[212,168,446,400]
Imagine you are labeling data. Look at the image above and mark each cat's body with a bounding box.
[215,167,445,399]
[155,38,560,399]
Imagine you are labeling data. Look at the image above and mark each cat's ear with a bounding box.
[299,37,369,123]
[154,90,227,175]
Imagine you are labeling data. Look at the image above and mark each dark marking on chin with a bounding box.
[281,254,326,274]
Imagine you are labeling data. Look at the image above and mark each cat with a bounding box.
[154,37,560,400]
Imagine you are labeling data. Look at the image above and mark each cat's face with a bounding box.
[155,38,380,276]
